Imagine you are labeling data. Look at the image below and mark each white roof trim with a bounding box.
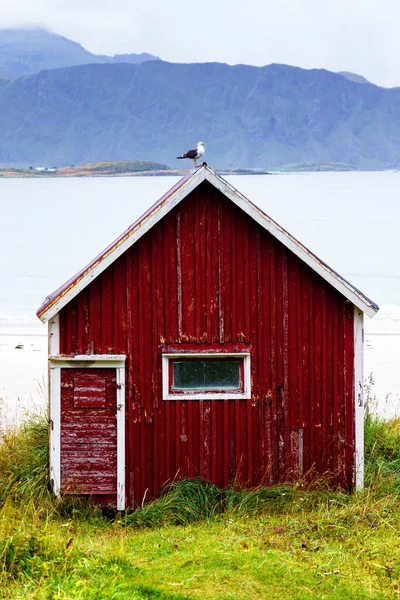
[38,165,377,323]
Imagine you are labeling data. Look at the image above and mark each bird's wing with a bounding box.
[182,148,198,159]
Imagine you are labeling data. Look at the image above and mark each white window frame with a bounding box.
[49,352,126,510]
[162,352,251,400]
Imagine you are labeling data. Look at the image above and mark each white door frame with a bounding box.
[49,339,126,510]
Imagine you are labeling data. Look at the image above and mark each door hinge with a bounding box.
[50,420,54,431]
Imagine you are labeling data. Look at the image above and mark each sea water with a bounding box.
[0,172,399,424]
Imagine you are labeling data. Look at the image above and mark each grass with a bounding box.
[0,410,399,599]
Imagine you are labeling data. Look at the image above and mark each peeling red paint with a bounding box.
[61,368,117,497]
[57,182,356,506]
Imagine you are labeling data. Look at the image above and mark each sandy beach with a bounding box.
[0,334,47,429]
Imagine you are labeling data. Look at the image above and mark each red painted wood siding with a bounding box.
[59,181,355,506]
[60,368,117,496]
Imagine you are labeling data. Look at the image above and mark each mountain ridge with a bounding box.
[0,48,398,169]
[0,28,160,76]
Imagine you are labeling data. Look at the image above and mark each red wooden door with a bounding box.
[60,368,118,496]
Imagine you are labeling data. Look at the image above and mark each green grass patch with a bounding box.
[1,411,400,598]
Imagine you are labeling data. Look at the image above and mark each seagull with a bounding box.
[177,141,205,167]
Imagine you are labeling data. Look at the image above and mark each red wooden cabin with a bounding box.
[37,165,378,509]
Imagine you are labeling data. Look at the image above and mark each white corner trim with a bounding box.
[115,363,126,511]
[354,307,364,490]
[162,352,251,400]
[48,315,60,497]
[49,354,126,510]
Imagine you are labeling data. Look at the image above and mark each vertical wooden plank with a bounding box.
[256,227,265,480]
[199,400,204,477]
[194,192,202,342]
[101,266,114,354]
[209,190,219,342]
[125,246,134,507]
[223,400,229,487]
[269,238,277,483]
[138,235,152,500]
[76,288,89,354]
[300,266,311,477]
[151,222,164,496]
[191,400,200,477]
[206,194,213,341]
[231,205,237,341]
[344,301,355,489]
[203,401,212,481]
[228,400,236,483]
[217,199,224,344]
[235,399,241,484]
[114,255,127,356]
[286,254,300,480]
[64,300,78,355]
[59,308,67,354]
[176,210,183,343]
[180,401,188,478]
[320,286,328,476]
[337,297,346,485]
[187,398,194,477]
[308,274,315,476]
[313,282,322,478]
[89,277,102,354]
[275,244,285,481]
[332,292,339,480]
[179,196,196,341]
[212,401,218,483]
[325,290,334,476]
[223,196,232,343]
[296,261,304,479]
[235,206,245,341]
[282,249,290,480]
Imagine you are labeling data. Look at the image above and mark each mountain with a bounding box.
[0,60,399,169]
[338,71,370,85]
[0,28,159,75]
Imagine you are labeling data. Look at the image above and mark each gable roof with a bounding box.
[37,163,379,322]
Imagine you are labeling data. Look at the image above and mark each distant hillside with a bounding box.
[0,61,399,169]
[0,160,172,177]
[338,71,370,85]
[0,28,159,75]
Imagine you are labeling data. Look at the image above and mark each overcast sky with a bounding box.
[1,0,398,87]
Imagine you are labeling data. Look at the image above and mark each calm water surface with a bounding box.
[0,172,399,418]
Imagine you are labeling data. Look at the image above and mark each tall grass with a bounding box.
[1,405,400,599]
[0,400,399,522]
[0,415,49,510]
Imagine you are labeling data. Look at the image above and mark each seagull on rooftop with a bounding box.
[177,141,205,167]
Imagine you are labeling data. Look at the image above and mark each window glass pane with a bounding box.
[172,359,241,390]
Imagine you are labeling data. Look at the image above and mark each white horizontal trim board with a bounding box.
[162,352,251,400]
[49,353,126,510]
[38,165,377,323]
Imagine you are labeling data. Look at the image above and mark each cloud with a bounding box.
[0,0,398,87]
